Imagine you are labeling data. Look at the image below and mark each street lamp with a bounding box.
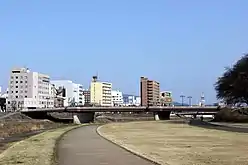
[187,96,192,107]
[180,95,185,106]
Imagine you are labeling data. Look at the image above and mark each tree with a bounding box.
[215,54,248,105]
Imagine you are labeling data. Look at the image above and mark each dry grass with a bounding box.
[0,121,64,138]
[98,121,248,165]
[0,125,83,165]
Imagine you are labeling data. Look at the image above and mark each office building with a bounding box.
[90,76,112,106]
[140,76,160,106]
[112,90,123,106]
[83,89,91,104]
[6,67,54,111]
[51,80,84,107]
[123,94,141,106]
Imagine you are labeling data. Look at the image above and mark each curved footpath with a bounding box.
[57,125,154,165]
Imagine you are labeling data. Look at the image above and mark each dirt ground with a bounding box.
[99,121,248,165]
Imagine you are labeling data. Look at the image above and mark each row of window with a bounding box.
[9,90,28,94]
[9,85,28,89]
[11,76,28,79]
[10,80,28,84]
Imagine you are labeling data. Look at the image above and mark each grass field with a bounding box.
[0,125,83,165]
[98,121,248,165]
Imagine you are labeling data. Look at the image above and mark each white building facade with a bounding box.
[111,90,123,106]
[7,67,54,111]
[51,80,84,107]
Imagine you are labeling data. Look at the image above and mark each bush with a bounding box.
[213,108,248,122]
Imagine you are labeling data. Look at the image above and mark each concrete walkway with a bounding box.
[57,125,154,165]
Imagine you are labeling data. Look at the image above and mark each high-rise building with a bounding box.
[83,89,91,104]
[51,80,84,107]
[90,76,112,106]
[112,90,123,106]
[6,67,54,111]
[140,77,160,106]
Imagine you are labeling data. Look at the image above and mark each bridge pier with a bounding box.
[154,111,171,120]
[73,112,95,124]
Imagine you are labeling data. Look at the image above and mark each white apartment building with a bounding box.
[7,67,54,111]
[51,80,84,107]
[112,90,123,106]
[90,76,112,106]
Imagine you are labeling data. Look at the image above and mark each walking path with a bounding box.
[57,125,154,165]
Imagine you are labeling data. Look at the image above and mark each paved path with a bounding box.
[58,125,154,165]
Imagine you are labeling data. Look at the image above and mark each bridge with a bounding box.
[21,106,220,124]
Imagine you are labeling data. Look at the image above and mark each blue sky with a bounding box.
[0,0,247,104]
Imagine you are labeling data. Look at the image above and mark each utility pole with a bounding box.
[180,95,185,106]
[187,96,192,106]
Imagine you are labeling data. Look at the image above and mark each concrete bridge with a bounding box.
[20,106,220,124]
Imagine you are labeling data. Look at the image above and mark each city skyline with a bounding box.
[1,1,248,104]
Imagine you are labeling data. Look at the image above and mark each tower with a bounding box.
[199,92,205,106]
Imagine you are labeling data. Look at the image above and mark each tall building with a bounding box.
[112,90,123,106]
[83,89,91,104]
[6,67,54,111]
[90,76,112,106]
[140,77,160,106]
[51,80,84,107]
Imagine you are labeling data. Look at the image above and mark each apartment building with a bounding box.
[51,80,84,107]
[6,67,54,111]
[90,76,112,106]
[83,89,90,104]
[112,90,123,106]
[140,76,160,106]
[160,91,173,106]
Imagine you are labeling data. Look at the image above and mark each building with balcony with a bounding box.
[90,76,112,106]
[160,91,173,106]
[83,89,91,105]
[140,76,160,106]
[112,90,123,106]
[51,80,84,107]
[6,67,54,111]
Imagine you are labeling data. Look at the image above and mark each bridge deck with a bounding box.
[21,106,219,113]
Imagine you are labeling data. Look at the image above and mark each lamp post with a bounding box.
[180,95,185,106]
[187,96,192,107]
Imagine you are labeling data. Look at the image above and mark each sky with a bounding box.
[0,0,248,104]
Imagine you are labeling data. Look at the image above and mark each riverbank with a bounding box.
[0,125,83,165]
[98,120,248,165]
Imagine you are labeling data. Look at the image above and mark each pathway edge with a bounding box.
[96,124,162,165]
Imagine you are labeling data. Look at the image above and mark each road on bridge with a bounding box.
[57,125,154,165]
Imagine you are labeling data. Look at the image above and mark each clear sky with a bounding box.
[0,0,247,104]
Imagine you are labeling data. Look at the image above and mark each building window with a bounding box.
[25,96,27,98]
[16,91,18,93]
[25,81,28,83]
[25,91,27,93]
[16,86,18,88]
[11,76,13,79]
[16,76,18,79]
[16,96,18,98]
[20,81,23,83]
